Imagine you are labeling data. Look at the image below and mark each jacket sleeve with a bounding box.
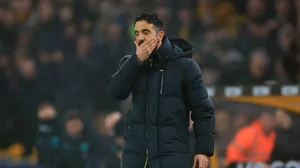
[183,59,215,157]
[107,54,143,100]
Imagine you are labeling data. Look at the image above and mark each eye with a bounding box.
[143,31,150,35]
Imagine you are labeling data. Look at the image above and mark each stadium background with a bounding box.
[0,0,300,167]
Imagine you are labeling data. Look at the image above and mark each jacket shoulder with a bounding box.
[175,57,201,70]
[175,57,202,81]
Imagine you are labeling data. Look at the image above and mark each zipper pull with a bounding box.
[149,58,153,68]
[160,69,164,94]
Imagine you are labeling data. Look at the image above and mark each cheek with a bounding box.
[66,126,72,133]
[144,35,153,41]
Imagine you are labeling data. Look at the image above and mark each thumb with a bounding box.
[134,41,138,48]
[193,157,197,168]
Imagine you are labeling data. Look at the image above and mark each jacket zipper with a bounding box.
[144,64,150,168]
[143,149,148,168]
[144,105,149,168]
[149,58,153,68]
[156,69,164,163]
[159,69,164,94]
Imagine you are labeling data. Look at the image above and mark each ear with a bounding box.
[157,31,165,41]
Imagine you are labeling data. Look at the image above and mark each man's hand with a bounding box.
[117,150,122,160]
[193,154,209,168]
[134,37,158,62]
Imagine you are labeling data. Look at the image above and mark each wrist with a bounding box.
[134,54,144,64]
[136,54,145,62]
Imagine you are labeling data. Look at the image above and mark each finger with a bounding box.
[145,42,158,54]
[147,39,158,51]
[140,38,152,47]
[134,41,138,48]
[202,160,208,168]
[200,161,206,168]
[144,38,157,51]
[147,38,158,48]
[192,157,197,168]
[142,37,156,47]
[204,162,208,168]
[199,160,205,168]
[204,162,209,168]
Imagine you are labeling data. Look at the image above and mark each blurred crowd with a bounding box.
[214,101,300,167]
[1,0,300,167]
[34,103,124,168]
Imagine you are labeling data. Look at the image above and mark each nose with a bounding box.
[136,34,144,41]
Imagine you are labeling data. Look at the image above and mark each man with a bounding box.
[36,102,61,168]
[54,111,108,168]
[225,112,276,167]
[271,109,300,162]
[108,13,215,168]
[54,111,88,168]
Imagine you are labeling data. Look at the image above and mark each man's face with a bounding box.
[134,20,164,46]
[249,52,267,79]
[275,0,290,16]
[275,110,292,129]
[247,0,265,18]
[261,113,276,133]
[65,119,84,137]
[38,106,56,120]
[59,7,73,23]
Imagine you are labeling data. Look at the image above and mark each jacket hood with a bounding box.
[169,37,194,59]
[156,36,194,61]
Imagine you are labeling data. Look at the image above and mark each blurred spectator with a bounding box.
[36,102,60,168]
[154,5,172,36]
[236,0,274,55]
[232,112,248,129]
[215,109,232,158]
[13,56,39,156]
[94,111,123,168]
[176,7,195,40]
[0,0,300,166]
[106,117,125,168]
[54,111,88,168]
[104,111,122,136]
[237,48,272,84]
[270,109,300,161]
[54,111,107,168]
[225,112,276,167]
[273,0,297,26]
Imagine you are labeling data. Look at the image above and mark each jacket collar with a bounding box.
[155,36,172,61]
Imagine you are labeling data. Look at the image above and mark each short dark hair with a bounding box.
[134,13,163,31]
[38,102,54,111]
[65,110,82,121]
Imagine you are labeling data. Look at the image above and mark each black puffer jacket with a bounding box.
[108,36,215,168]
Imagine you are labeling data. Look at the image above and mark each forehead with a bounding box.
[67,119,82,124]
[134,20,155,31]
